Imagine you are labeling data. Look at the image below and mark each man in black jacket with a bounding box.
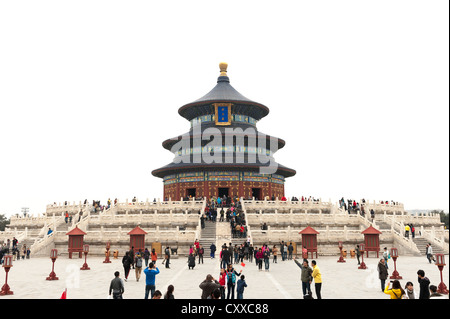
[221,247,231,269]
[417,269,430,299]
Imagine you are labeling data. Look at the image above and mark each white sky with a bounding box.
[0,0,448,218]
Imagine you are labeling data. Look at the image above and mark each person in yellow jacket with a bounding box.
[405,224,410,238]
[311,260,322,299]
[384,280,405,299]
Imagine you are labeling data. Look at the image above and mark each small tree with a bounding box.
[431,210,449,229]
[0,213,10,231]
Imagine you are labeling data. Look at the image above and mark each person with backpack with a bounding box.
[226,264,242,299]
[143,248,150,267]
[135,253,143,282]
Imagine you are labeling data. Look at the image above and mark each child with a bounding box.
[236,275,247,299]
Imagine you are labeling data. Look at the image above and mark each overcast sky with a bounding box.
[0,0,448,218]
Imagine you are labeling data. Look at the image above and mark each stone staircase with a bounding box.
[199,220,217,256]
[412,237,446,255]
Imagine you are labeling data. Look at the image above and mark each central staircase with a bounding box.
[199,220,217,256]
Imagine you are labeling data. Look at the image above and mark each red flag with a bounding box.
[240,262,246,267]
[60,289,67,299]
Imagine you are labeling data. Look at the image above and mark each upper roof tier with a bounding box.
[178,63,270,121]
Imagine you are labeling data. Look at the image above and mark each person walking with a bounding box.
[255,248,263,271]
[109,271,125,299]
[355,244,361,265]
[221,247,231,269]
[233,245,239,264]
[226,264,242,299]
[263,246,270,271]
[384,280,405,299]
[377,259,389,292]
[135,253,143,282]
[198,245,204,264]
[426,244,435,263]
[128,246,135,269]
[280,241,285,261]
[311,260,322,299]
[236,275,247,299]
[151,248,158,265]
[228,243,234,264]
[404,224,410,238]
[199,274,221,299]
[288,242,294,260]
[272,245,278,263]
[122,251,133,282]
[248,244,254,263]
[210,243,216,259]
[417,269,431,299]
[143,262,160,299]
[143,248,150,267]
[164,246,171,269]
[294,257,313,297]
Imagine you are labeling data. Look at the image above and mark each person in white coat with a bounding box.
[403,281,419,299]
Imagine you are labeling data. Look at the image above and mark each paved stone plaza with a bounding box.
[1,253,448,299]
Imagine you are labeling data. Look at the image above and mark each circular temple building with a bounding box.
[152,63,296,201]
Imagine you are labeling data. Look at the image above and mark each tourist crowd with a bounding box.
[0,237,31,264]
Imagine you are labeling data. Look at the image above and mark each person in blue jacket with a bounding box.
[236,275,247,299]
[143,262,160,299]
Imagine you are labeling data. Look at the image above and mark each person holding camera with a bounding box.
[384,280,405,299]
[143,262,160,299]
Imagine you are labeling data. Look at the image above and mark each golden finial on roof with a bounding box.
[219,62,228,76]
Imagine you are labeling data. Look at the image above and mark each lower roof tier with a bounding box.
[152,162,296,179]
